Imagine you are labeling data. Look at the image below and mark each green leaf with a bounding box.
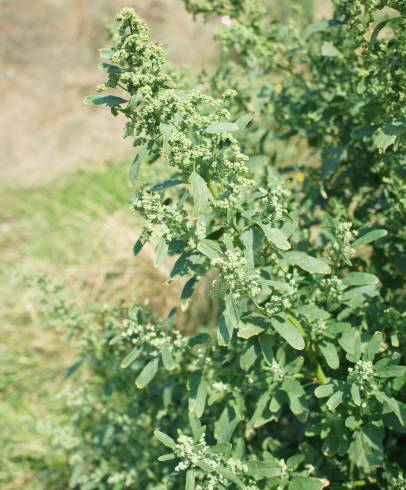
[246,460,281,478]
[375,392,404,426]
[305,20,330,36]
[161,348,175,370]
[170,252,207,281]
[133,231,148,256]
[235,112,254,129]
[353,229,387,247]
[150,178,183,192]
[154,430,176,449]
[154,237,168,268]
[296,304,330,321]
[216,466,244,488]
[218,313,232,347]
[289,477,325,490]
[189,412,205,441]
[197,239,223,259]
[321,41,340,57]
[185,470,196,490]
[375,365,406,378]
[284,251,331,274]
[120,346,143,369]
[83,94,127,106]
[99,47,114,60]
[188,372,207,418]
[246,392,272,432]
[321,145,346,179]
[181,276,199,310]
[342,285,379,307]
[270,315,305,350]
[158,453,175,462]
[130,146,148,185]
[135,358,159,389]
[214,403,240,443]
[365,331,383,360]
[348,425,384,471]
[260,224,291,250]
[259,334,274,366]
[326,390,343,411]
[241,229,255,270]
[314,384,334,398]
[240,340,259,371]
[339,329,361,362]
[205,122,239,134]
[351,383,362,406]
[342,272,379,287]
[282,378,307,416]
[237,320,264,339]
[369,17,401,50]
[218,295,239,347]
[319,341,339,369]
[190,171,209,218]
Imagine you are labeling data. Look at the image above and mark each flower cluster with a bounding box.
[95,7,253,212]
[173,432,250,489]
[269,359,285,382]
[347,360,378,396]
[331,221,357,260]
[120,317,186,354]
[131,190,188,241]
[263,184,291,224]
[265,276,298,315]
[211,249,260,298]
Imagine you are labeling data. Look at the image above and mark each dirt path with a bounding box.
[0,0,215,186]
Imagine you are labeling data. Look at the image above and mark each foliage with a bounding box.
[37,2,406,489]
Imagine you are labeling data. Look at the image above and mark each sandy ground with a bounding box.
[0,0,215,185]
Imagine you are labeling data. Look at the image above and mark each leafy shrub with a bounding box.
[43,2,405,489]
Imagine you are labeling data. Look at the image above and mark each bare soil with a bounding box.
[0,0,215,185]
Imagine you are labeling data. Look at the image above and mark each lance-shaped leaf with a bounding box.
[283,251,331,274]
[217,466,244,489]
[188,372,207,418]
[259,334,274,366]
[214,403,241,443]
[185,470,196,490]
[135,358,159,389]
[289,478,326,490]
[130,145,148,185]
[150,178,183,192]
[342,272,379,287]
[161,348,175,370]
[83,94,127,106]
[246,460,281,478]
[218,294,239,346]
[319,341,339,369]
[120,346,143,369]
[369,16,401,50]
[205,121,239,134]
[239,340,259,371]
[235,112,254,129]
[270,315,305,350]
[154,430,176,449]
[260,223,291,250]
[326,390,343,411]
[197,239,223,260]
[190,171,209,218]
[154,237,168,268]
[353,228,387,247]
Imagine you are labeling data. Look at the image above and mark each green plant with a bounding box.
[39,3,405,489]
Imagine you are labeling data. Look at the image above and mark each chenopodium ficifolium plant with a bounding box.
[76,5,406,489]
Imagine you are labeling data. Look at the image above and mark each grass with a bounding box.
[0,158,179,489]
